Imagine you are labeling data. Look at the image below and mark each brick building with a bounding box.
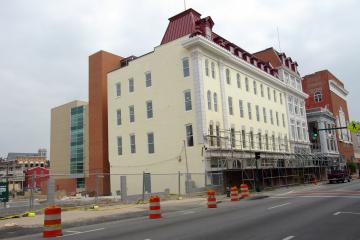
[302,70,354,163]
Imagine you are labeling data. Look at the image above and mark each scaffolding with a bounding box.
[204,128,338,191]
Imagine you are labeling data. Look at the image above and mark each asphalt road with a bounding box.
[10,180,360,240]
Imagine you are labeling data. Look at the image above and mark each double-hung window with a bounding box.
[116,109,122,126]
[248,103,252,120]
[147,132,155,154]
[117,136,122,155]
[263,107,267,123]
[205,59,209,77]
[226,69,231,84]
[129,105,135,123]
[116,82,121,97]
[228,97,233,115]
[213,93,218,112]
[182,58,190,77]
[130,134,136,154]
[255,105,260,121]
[145,72,152,87]
[239,100,244,118]
[237,74,241,88]
[186,124,194,147]
[207,91,212,110]
[184,90,192,111]
[129,78,134,93]
[146,100,153,119]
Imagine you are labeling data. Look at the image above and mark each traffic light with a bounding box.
[255,152,261,159]
[311,127,319,140]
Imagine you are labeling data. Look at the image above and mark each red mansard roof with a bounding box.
[161,9,201,45]
[160,9,279,78]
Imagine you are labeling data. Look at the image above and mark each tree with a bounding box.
[346,162,357,174]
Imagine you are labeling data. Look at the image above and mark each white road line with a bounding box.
[334,211,360,216]
[276,190,294,196]
[61,228,105,237]
[271,195,360,199]
[268,202,291,210]
[65,230,82,233]
[182,210,195,215]
[282,236,295,240]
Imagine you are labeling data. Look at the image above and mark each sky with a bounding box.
[0,0,359,158]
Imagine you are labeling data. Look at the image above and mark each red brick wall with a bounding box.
[55,178,76,195]
[302,70,354,162]
[302,71,331,110]
[87,51,123,196]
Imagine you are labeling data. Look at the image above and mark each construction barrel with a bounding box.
[230,186,239,201]
[43,206,62,238]
[149,195,162,219]
[240,184,250,199]
[207,189,217,208]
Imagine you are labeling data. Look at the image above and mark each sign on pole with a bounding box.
[0,182,9,203]
[347,121,360,133]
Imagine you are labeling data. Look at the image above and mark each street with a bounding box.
[10,181,360,240]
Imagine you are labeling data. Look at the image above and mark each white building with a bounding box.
[306,107,339,165]
[254,48,310,154]
[107,9,308,195]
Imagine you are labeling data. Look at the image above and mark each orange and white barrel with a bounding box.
[207,189,217,208]
[240,184,250,199]
[230,186,239,201]
[149,195,162,219]
[43,206,62,238]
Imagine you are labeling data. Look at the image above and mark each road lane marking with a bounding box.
[333,211,360,216]
[182,210,195,215]
[271,195,360,199]
[61,228,105,237]
[65,230,82,233]
[276,190,294,196]
[282,236,295,240]
[268,202,291,210]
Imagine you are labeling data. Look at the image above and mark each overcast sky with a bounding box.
[1,0,359,157]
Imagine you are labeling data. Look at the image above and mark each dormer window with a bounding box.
[314,91,322,102]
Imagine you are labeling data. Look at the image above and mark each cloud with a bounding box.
[0,0,359,157]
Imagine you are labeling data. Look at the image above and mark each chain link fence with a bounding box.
[0,171,223,217]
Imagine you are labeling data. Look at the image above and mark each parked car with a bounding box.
[328,170,351,183]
